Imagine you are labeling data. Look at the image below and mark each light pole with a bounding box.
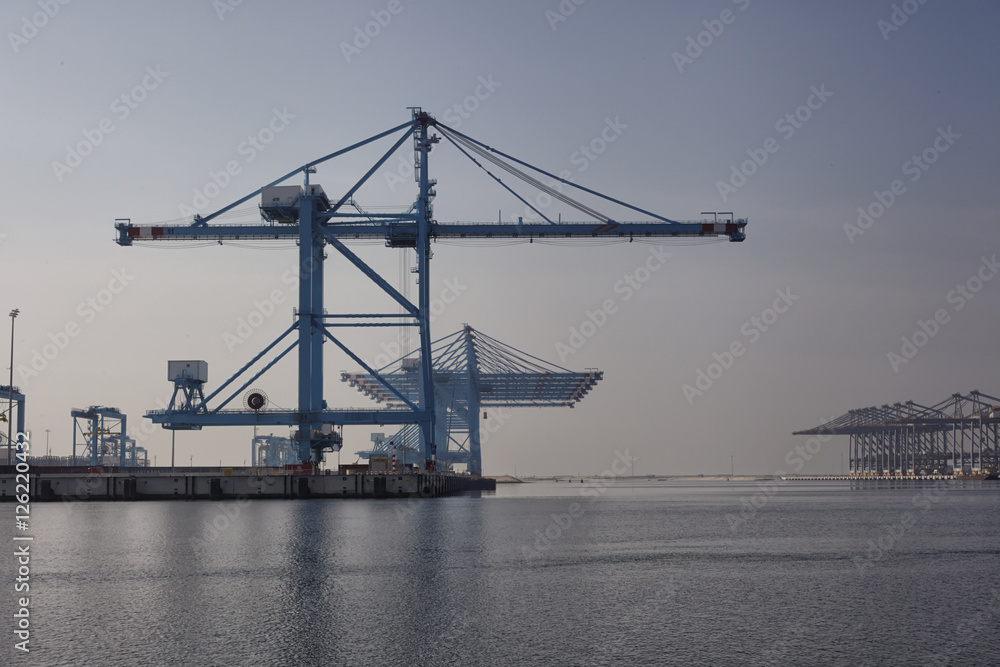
[7,308,19,464]
[45,428,51,458]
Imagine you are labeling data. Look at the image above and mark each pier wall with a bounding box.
[0,471,495,501]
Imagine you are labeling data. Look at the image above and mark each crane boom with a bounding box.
[115,218,746,245]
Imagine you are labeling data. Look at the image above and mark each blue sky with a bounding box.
[2,0,998,474]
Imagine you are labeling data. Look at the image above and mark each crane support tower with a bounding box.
[115,109,747,469]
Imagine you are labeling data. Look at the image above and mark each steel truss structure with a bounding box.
[1,385,26,448]
[72,406,127,466]
[116,109,746,469]
[344,325,602,473]
[106,434,150,467]
[252,433,299,467]
[794,390,1000,476]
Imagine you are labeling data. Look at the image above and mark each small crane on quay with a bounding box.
[114,108,747,470]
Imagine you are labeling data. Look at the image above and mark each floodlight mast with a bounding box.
[114,109,746,469]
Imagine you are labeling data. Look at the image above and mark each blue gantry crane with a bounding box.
[252,432,299,467]
[115,109,746,470]
[106,434,150,467]
[1,385,26,450]
[345,325,602,474]
[71,405,127,466]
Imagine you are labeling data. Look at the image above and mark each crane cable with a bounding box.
[438,126,610,223]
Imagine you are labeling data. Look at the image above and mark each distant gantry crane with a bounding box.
[71,405,127,466]
[115,109,747,470]
[794,390,1000,477]
[345,325,602,474]
[106,434,150,468]
[252,433,298,467]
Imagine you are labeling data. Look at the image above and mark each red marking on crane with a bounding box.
[127,228,140,238]
[594,224,618,233]
[151,227,164,238]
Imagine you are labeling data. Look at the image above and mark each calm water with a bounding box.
[2,480,998,666]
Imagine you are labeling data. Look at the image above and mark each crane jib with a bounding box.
[119,220,747,242]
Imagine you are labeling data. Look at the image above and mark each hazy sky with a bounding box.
[2,0,997,475]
